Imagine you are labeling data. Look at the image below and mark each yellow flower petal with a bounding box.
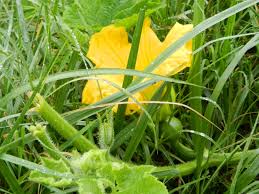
[137,19,192,99]
[155,22,193,75]
[87,25,131,68]
[135,18,162,71]
[163,22,193,48]
[82,18,193,115]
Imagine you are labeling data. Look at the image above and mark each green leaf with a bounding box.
[72,149,109,174]
[113,165,168,194]
[63,0,164,32]
[72,150,168,194]
[29,158,72,187]
[78,178,107,194]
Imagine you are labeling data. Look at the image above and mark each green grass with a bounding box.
[0,0,259,193]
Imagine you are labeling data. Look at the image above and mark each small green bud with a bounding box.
[159,104,171,121]
[29,124,62,160]
[161,117,183,144]
[98,112,114,149]
[29,124,46,137]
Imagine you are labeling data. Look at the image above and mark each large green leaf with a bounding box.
[73,150,168,194]
[29,150,168,193]
[63,0,164,32]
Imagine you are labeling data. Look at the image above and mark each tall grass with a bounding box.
[0,0,259,193]
[189,1,205,192]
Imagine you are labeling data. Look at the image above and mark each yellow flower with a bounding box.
[82,18,192,115]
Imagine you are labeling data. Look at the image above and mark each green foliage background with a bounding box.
[0,0,259,193]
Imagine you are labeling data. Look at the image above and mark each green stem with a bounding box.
[172,142,196,160]
[33,93,97,152]
[153,149,259,179]
[29,124,63,160]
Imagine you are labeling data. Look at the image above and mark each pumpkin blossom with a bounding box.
[82,18,193,115]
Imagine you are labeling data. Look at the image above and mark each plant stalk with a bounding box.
[153,149,259,179]
[29,124,64,160]
[32,93,97,152]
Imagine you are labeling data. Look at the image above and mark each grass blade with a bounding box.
[229,113,259,194]
[0,160,25,194]
[0,68,197,109]
[115,8,145,128]
[204,35,259,127]
[0,154,73,179]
